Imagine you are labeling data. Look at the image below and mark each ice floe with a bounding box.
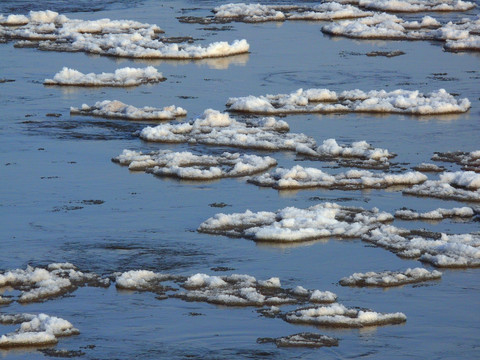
[395,207,475,220]
[248,165,427,190]
[327,0,476,12]
[138,109,316,151]
[0,263,109,303]
[212,3,372,22]
[112,150,277,180]
[432,150,480,173]
[0,10,250,59]
[0,313,78,348]
[257,332,339,348]
[285,303,407,327]
[114,270,337,307]
[226,88,471,115]
[70,100,186,120]
[322,13,480,52]
[44,66,165,87]
[339,268,442,287]
[198,202,393,242]
[413,162,445,172]
[403,171,480,202]
[363,225,480,267]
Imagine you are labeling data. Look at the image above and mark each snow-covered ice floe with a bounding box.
[257,332,339,348]
[395,206,475,220]
[0,263,109,303]
[339,268,442,287]
[432,150,480,173]
[71,100,186,120]
[413,162,445,172]
[175,273,337,306]
[297,138,394,169]
[322,13,480,52]
[112,150,277,180]
[0,10,250,59]
[403,171,480,202]
[0,313,78,348]
[285,303,406,328]
[138,109,315,151]
[198,202,393,242]
[248,165,427,190]
[44,66,165,87]
[226,88,470,115]
[325,0,476,12]
[138,110,394,168]
[115,270,337,306]
[363,225,480,267]
[211,3,372,22]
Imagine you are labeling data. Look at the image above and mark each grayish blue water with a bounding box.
[1,0,479,359]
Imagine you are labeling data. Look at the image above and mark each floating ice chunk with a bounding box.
[0,264,109,303]
[331,0,476,12]
[113,150,277,180]
[0,296,12,305]
[248,165,427,190]
[363,225,480,267]
[199,202,393,242]
[285,303,406,327]
[44,66,165,87]
[227,88,470,115]
[413,162,444,172]
[395,207,474,220]
[0,14,29,26]
[403,171,480,202]
[176,273,332,306]
[432,150,480,173]
[0,11,251,59]
[71,100,186,120]
[257,332,339,348]
[139,109,316,151]
[0,313,78,348]
[212,3,371,23]
[310,290,338,303]
[339,268,442,287]
[322,13,480,52]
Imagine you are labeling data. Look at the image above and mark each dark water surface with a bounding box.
[1,0,479,359]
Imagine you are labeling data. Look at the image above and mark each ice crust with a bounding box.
[258,332,339,348]
[0,263,109,303]
[363,225,480,267]
[198,202,393,242]
[113,149,277,180]
[432,150,480,173]
[44,66,165,87]
[71,100,186,120]
[285,303,407,327]
[0,10,250,59]
[226,88,470,115]
[339,268,442,287]
[212,3,372,22]
[322,13,480,52]
[139,109,316,151]
[0,313,79,348]
[395,207,475,220]
[248,165,427,190]
[327,0,476,12]
[403,171,480,202]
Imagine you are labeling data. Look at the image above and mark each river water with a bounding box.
[0,0,479,359]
